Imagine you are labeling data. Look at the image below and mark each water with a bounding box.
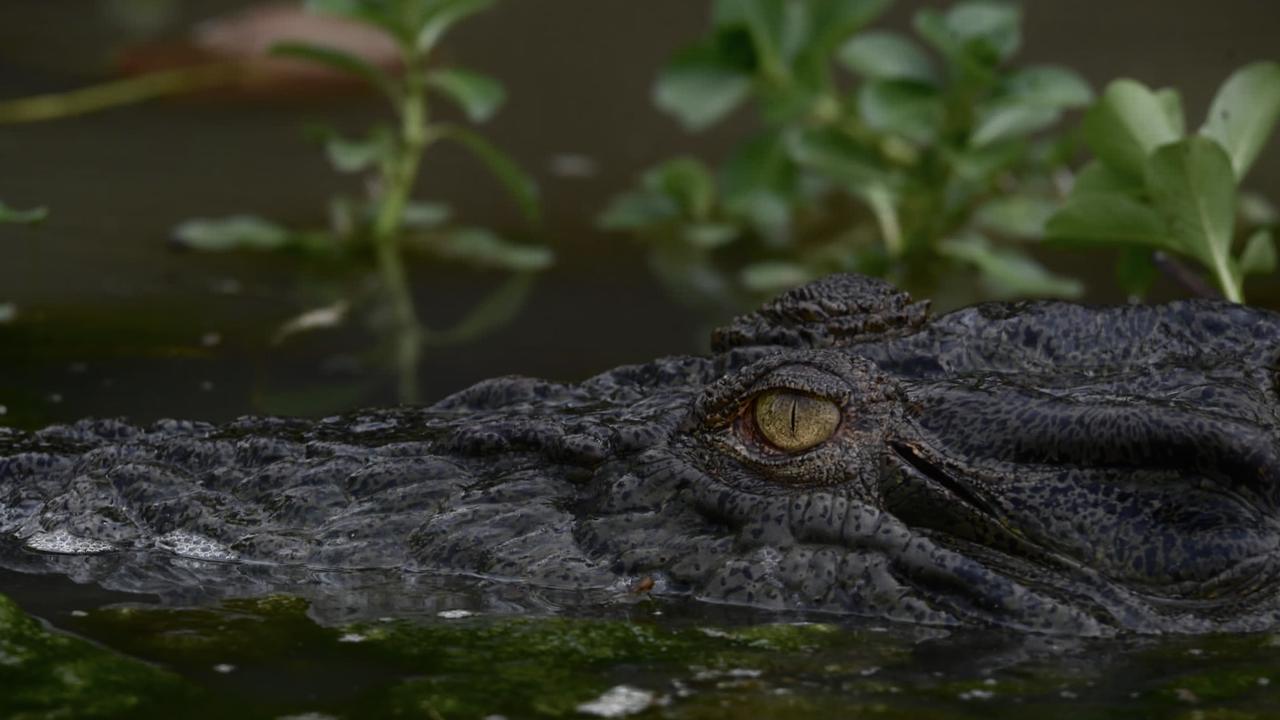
[4,568,1280,719]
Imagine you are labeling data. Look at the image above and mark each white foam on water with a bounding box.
[24,530,115,555]
[575,686,656,718]
[155,531,238,561]
[437,609,475,620]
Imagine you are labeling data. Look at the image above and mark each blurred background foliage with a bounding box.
[1,0,1279,425]
[601,0,1280,310]
[602,0,1092,310]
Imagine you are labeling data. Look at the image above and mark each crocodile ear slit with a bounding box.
[710,273,929,352]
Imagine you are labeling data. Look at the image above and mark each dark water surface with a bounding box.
[5,2,1280,718]
[5,566,1280,720]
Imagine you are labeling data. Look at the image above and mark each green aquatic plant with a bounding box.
[0,593,203,717]
[0,201,47,224]
[601,0,1092,312]
[1046,62,1280,303]
[174,0,550,403]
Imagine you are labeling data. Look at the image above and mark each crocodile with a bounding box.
[2,274,1279,635]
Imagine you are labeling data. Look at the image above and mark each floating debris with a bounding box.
[273,301,349,344]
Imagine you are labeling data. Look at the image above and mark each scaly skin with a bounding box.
[2,275,1279,634]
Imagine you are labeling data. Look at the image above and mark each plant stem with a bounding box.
[864,185,903,258]
[0,64,243,124]
[373,60,431,403]
[1209,250,1244,303]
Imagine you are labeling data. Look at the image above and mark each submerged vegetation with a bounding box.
[172,0,551,403]
[0,201,46,224]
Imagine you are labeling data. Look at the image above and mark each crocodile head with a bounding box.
[3,274,1280,634]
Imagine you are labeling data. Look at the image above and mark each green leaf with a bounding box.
[1240,229,1276,276]
[1155,87,1186,137]
[427,68,506,122]
[0,202,47,224]
[1045,193,1169,248]
[1071,160,1142,196]
[971,102,1060,146]
[401,201,452,229]
[714,0,789,80]
[946,1,1021,61]
[598,190,681,231]
[912,8,956,60]
[270,41,399,101]
[952,140,1022,182]
[1144,136,1241,301]
[645,157,717,220]
[420,227,553,271]
[940,235,1084,299]
[740,260,816,293]
[423,272,536,347]
[1002,65,1093,108]
[720,130,797,243]
[1239,191,1279,226]
[323,130,393,173]
[682,223,740,249]
[808,0,895,52]
[838,31,938,83]
[655,45,753,131]
[787,128,884,189]
[975,195,1058,239]
[728,191,792,245]
[1115,246,1157,298]
[1082,79,1183,180]
[433,124,540,224]
[173,216,294,252]
[416,0,497,54]
[720,130,796,203]
[1200,61,1280,180]
[857,80,945,144]
[861,182,903,257]
[916,1,1020,65]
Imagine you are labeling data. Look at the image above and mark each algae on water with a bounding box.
[5,591,1280,719]
[0,593,202,718]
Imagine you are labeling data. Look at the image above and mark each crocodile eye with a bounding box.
[753,390,840,452]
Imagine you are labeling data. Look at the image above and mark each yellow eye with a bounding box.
[753,390,840,452]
